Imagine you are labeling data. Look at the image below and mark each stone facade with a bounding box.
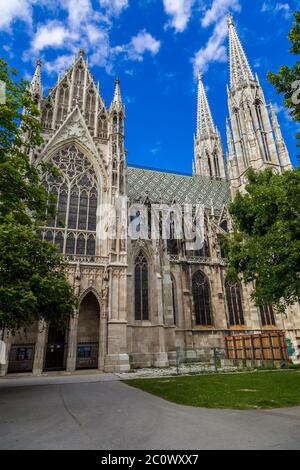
[1,17,300,377]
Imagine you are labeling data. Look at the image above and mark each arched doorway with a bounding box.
[44,325,67,371]
[76,292,100,370]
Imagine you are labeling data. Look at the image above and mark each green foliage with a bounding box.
[0,57,77,332]
[0,57,55,226]
[0,222,77,332]
[268,11,300,124]
[222,168,300,311]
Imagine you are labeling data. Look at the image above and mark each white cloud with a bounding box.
[113,30,161,62]
[261,2,291,20]
[201,0,241,27]
[162,0,195,32]
[32,21,75,52]
[192,0,241,75]
[1,0,159,76]
[129,30,161,60]
[193,16,228,73]
[44,54,75,74]
[65,0,94,28]
[273,102,293,123]
[273,103,284,114]
[99,0,129,16]
[0,0,33,31]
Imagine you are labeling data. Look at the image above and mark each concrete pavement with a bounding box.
[0,374,299,450]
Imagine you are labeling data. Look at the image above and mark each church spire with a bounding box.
[270,103,292,170]
[30,59,43,100]
[110,78,124,113]
[197,70,215,136]
[227,14,254,89]
[194,72,225,179]
[226,16,290,196]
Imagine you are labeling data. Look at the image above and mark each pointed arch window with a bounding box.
[206,151,213,178]
[66,233,75,254]
[171,275,177,326]
[192,271,213,326]
[135,252,149,320]
[42,144,99,256]
[259,305,276,326]
[225,279,245,326]
[255,98,271,162]
[213,151,221,178]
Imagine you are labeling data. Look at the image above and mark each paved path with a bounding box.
[0,374,299,450]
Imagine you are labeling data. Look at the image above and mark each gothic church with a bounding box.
[1,15,300,376]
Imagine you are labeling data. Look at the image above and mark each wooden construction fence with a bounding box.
[225,332,289,362]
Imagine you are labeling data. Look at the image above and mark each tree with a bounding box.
[223,168,300,312]
[0,57,77,332]
[223,11,300,312]
[268,11,300,149]
[0,58,55,226]
[0,222,77,332]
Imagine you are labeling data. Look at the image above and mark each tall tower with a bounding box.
[30,59,43,106]
[226,14,292,194]
[108,78,127,262]
[109,78,126,198]
[194,72,226,179]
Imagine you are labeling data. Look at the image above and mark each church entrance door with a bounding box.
[76,292,100,370]
[44,326,66,371]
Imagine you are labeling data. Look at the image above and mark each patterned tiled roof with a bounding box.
[127,166,231,209]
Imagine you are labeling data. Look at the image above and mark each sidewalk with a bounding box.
[0,370,119,388]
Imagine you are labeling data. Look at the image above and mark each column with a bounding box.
[0,330,12,377]
[104,268,130,373]
[66,311,79,372]
[98,301,108,372]
[32,320,47,375]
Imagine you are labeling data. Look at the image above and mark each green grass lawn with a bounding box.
[125,371,300,410]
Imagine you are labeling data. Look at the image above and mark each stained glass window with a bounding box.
[225,279,245,326]
[192,271,213,326]
[135,252,149,320]
[42,144,98,256]
[171,275,177,325]
[260,305,276,326]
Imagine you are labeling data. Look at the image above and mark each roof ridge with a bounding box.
[127,163,192,177]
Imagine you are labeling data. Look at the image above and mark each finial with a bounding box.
[79,48,85,58]
[227,13,234,27]
[36,59,42,68]
[115,77,120,85]
[197,70,202,82]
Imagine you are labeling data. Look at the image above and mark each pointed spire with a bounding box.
[110,77,123,113]
[270,103,283,141]
[270,103,292,170]
[227,14,254,89]
[30,59,43,99]
[197,70,215,136]
[226,118,235,159]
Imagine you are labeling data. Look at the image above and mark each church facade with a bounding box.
[1,15,300,376]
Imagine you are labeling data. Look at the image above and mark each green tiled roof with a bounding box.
[127,166,231,209]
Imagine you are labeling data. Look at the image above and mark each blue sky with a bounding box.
[0,0,299,173]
